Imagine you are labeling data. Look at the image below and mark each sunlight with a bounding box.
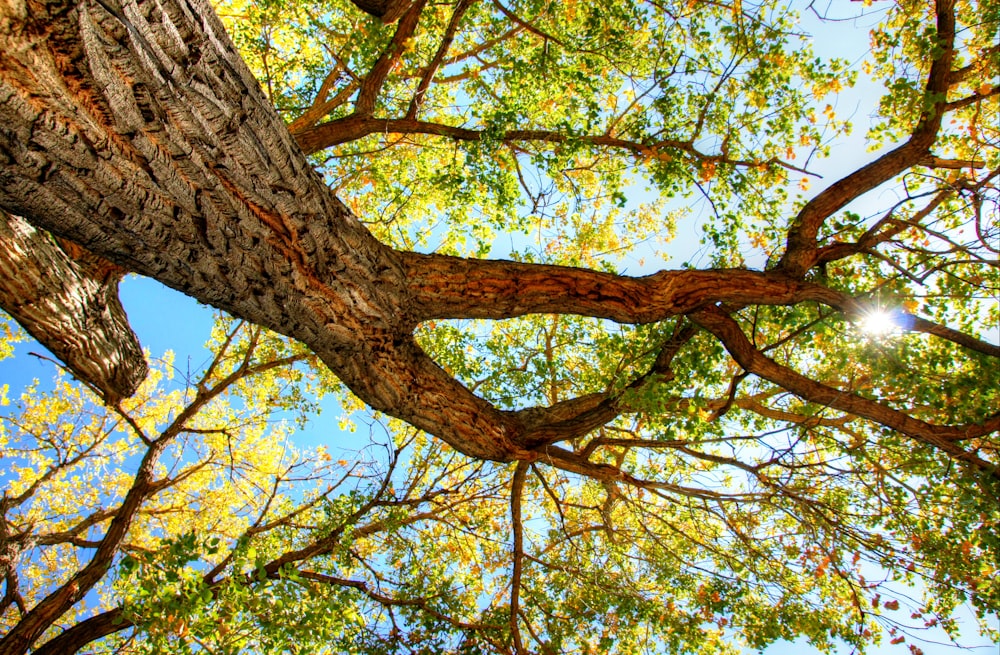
[859,309,898,336]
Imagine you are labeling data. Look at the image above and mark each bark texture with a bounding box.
[0,0,994,468]
[348,0,415,23]
[0,0,997,652]
[0,0,531,462]
[0,212,146,401]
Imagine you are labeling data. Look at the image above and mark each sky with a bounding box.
[0,274,995,655]
[0,0,997,652]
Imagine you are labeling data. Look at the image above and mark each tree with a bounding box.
[0,315,534,654]
[0,0,998,651]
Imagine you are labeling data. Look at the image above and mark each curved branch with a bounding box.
[30,608,127,655]
[689,305,999,478]
[777,0,957,276]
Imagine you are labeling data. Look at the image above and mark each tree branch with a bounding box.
[0,213,147,403]
[404,0,476,120]
[292,115,806,176]
[353,0,428,116]
[509,461,528,655]
[688,305,999,478]
[777,0,957,276]
[400,252,857,324]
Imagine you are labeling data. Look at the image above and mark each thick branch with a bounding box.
[0,0,581,469]
[0,0,993,584]
[906,316,1000,358]
[401,252,838,323]
[349,0,416,24]
[0,213,146,402]
[30,608,126,655]
[509,461,528,655]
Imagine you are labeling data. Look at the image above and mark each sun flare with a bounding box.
[859,309,898,336]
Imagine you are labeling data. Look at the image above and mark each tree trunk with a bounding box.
[0,0,998,650]
[0,212,146,402]
[0,0,533,461]
[0,0,995,468]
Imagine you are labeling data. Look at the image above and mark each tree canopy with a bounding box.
[0,0,998,652]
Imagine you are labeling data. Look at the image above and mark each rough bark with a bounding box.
[0,212,146,401]
[0,0,994,469]
[0,0,996,651]
[0,0,534,462]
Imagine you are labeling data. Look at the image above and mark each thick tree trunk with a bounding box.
[0,0,996,651]
[0,0,532,461]
[0,212,146,401]
[0,0,790,467]
[0,0,994,469]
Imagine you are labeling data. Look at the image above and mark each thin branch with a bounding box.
[293,115,808,177]
[405,0,476,120]
[689,305,1000,479]
[509,461,528,655]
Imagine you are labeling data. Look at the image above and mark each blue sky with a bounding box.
[1,1,997,651]
[1,276,995,653]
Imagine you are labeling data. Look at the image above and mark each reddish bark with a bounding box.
[0,0,996,650]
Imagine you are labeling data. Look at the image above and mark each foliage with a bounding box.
[1,0,999,652]
[1,314,997,654]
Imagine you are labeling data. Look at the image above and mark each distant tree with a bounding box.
[0,0,997,652]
